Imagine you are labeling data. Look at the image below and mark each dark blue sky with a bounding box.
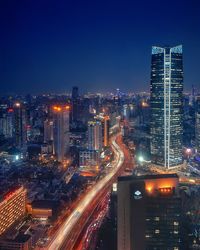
[0,0,200,94]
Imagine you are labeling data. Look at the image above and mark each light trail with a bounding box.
[47,136,124,250]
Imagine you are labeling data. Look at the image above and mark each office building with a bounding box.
[13,103,27,148]
[102,115,110,147]
[0,186,26,236]
[52,105,70,162]
[95,114,110,147]
[44,119,53,143]
[88,120,102,151]
[150,45,183,169]
[195,96,200,153]
[117,174,182,250]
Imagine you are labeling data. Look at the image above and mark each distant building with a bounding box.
[79,98,90,124]
[0,186,26,236]
[88,120,102,151]
[0,108,14,138]
[71,86,79,122]
[13,103,27,148]
[52,105,70,162]
[44,119,53,143]
[79,149,100,168]
[123,104,130,120]
[150,45,183,169]
[94,115,110,148]
[195,96,200,153]
[72,86,79,100]
[102,116,110,147]
[117,174,182,250]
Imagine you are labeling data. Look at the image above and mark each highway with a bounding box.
[47,134,125,250]
[77,192,110,250]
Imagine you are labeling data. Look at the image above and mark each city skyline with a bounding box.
[0,1,200,249]
[1,0,200,94]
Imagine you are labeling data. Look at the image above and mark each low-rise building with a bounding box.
[0,186,26,236]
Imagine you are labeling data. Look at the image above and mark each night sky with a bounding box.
[0,0,200,94]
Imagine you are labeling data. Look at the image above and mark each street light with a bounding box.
[138,155,151,164]
[138,156,144,162]
[186,148,192,154]
[185,148,192,160]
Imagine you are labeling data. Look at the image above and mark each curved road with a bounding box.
[47,135,124,250]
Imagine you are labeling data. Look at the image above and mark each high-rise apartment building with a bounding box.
[0,186,26,236]
[150,45,183,169]
[117,174,182,250]
[88,120,102,151]
[52,105,70,162]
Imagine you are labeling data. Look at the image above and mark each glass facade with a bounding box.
[145,197,181,249]
[53,106,70,162]
[150,45,183,169]
[117,174,182,250]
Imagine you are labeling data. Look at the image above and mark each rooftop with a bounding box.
[118,173,178,182]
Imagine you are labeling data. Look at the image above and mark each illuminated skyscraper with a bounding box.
[53,105,70,162]
[94,114,110,147]
[117,174,182,250]
[150,45,183,169]
[195,96,200,153]
[13,102,27,148]
[102,116,110,147]
[0,186,26,236]
[88,120,102,151]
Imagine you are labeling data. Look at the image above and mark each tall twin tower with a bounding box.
[150,45,183,169]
